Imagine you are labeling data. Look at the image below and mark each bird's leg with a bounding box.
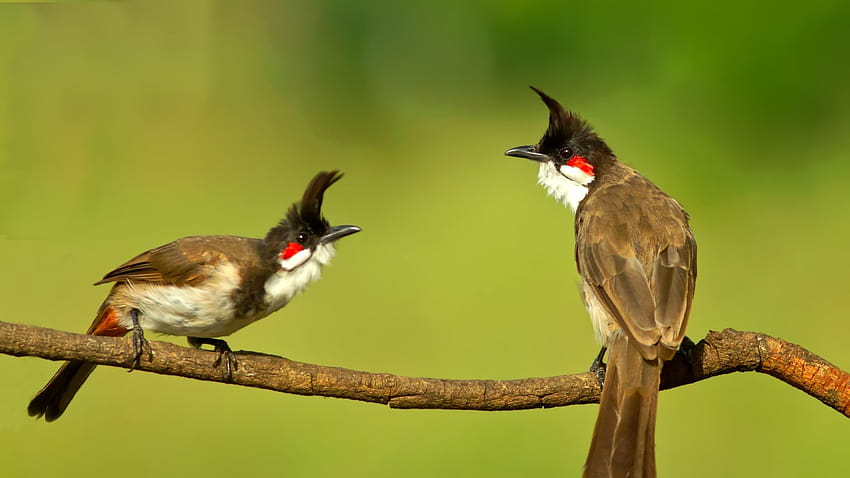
[187,337,238,382]
[589,345,607,389]
[128,309,152,372]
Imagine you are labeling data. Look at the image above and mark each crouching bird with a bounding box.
[506,88,696,478]
[29,170,360,421]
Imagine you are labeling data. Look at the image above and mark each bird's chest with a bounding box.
[261,259,323,312]
[117,257,325,338]
[119,263,253,337]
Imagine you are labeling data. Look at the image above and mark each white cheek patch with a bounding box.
[278,248,312,271]
[559,164,594,186]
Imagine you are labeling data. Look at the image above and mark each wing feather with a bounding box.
[576,171,696,361]
[94,236,261,287]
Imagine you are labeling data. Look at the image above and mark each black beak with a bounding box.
[319,225,361,244]
[505,145,550,162]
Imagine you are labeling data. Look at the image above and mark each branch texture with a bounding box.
[2,321,847,417]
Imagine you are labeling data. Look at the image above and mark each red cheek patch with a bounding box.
[281,242,304,260]
[566,155,595,176]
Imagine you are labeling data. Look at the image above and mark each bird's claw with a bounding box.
[589,346,607,389]
[679,335,697,365]
[128,310,152,372]
[188,337,238,382]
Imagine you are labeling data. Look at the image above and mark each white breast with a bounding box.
[262,242,336,312]
[120,262,246,337]
[537,161,592,212]
[114,244,337,338]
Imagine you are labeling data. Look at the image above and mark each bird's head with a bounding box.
[264,170,360,271]
[505,87,614,211]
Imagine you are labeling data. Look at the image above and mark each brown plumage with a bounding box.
[95,236,264,287]
[577,162,696,477]
[506,88,696,477]
[576,166,696,362]
[29,171,360,421]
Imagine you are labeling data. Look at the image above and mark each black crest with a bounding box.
[264,170,343,247]
[295,170,343,230]
[530,86,611,156]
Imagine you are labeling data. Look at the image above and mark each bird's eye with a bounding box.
[296,232,308,244]
[558,147,574,159]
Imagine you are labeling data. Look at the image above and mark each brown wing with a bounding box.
[652,237,697,351]
[576,170,696,361]
[94,235,263,287]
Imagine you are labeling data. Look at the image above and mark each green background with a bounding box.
[1,1,848,476]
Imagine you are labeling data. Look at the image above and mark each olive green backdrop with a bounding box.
[1,1,848,476]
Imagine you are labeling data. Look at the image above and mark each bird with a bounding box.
[505,87,696,477]
[28,170,361,422]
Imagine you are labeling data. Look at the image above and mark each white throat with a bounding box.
[263,242,337,311]
[537,161,594,213]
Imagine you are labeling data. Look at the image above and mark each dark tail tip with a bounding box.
[28,394,48,419]
[28,361,97,422]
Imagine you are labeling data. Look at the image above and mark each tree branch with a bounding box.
[2,320,847,417]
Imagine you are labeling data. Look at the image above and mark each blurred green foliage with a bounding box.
[1,1,848,476]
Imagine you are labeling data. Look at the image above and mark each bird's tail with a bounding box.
[28,303,128,421]
[584,335,662,478]
[28,360,98,421]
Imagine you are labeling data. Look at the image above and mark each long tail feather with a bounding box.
[29,303,127,421]
[584,336,661,478]
[28,361,98,422]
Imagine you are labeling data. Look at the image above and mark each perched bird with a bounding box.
[506,88,696,478]
[28,170,360,421]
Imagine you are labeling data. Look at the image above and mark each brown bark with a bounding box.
[2,320,847,417]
